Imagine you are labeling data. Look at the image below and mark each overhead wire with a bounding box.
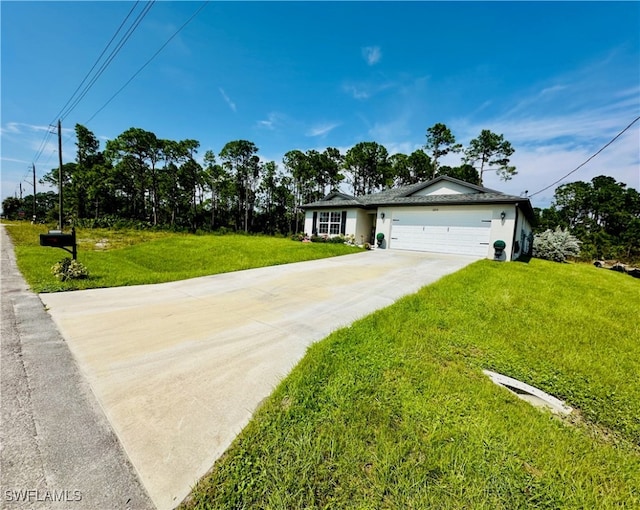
[528,115,640,197]
[55,1,208,152]
[59,1,156,122]
[84,1,209,125]
[51,2,142,124]
[32,1,153,165]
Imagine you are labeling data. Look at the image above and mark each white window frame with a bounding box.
[318,211,342,235]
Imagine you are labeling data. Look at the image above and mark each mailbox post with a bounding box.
[40,227,77,260]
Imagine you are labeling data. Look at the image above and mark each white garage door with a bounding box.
[390,210,491,257]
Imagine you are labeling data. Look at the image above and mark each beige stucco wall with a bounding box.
[376,204,521,260]
[415,181,477,196]
[303,208,373,242]
[306,204,531,260]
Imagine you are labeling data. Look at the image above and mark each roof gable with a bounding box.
[321,191,357,202]
[300,176,533,223]
[402,175,501,197]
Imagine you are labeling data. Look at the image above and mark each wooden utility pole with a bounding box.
[32,163,37,221]
[58,119,63,230]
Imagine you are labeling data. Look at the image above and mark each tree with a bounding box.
[283,149,313,233]
[464,129,516,184]
[424,123,462,173]
[1,197,23,219]
[437,164,480,185]
[219,140,261,232]
[343,141,391,196]
[203,150,231,230]
[256,161,279,234]
[105,127,160,221]
[75,124,112,220]
[537,175,640,262]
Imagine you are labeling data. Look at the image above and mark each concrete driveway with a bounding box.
[40,249,479,509]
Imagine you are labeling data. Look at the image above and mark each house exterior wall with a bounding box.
[354,209,374,245]
[414,181,478,196]
[304,202,531,261]
[488,205,517,261]
[377,204,523,260]
[303,208,365,239]
[303,210,313,235]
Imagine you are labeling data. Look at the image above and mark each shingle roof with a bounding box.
[301,176,536,222]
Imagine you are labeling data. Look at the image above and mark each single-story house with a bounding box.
[301,175,535,261]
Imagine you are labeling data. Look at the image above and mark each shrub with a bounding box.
[326,235,348,244]
[533,227,581,263]
[51,258,89,281]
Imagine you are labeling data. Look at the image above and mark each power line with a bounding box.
[59,1,156,122]
[84,1,209,125]
[32,2,153,164]
[528,115,640,198]
[45,1,208,170]
[52,1,142,123]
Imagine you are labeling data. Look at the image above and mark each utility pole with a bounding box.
[32,163,37,222]
[58,119,63,230]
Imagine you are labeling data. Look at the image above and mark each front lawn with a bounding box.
[2,222,361,292]
[183,258,640,509]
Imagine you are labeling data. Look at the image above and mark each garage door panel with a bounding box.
[390,211,491,257]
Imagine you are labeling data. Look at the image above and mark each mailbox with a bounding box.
[40,232,75,247]
[40,229,77,259]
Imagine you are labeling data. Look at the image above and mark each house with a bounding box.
[301,176,535,261]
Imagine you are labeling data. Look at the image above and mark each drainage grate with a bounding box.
[483,370,573,415]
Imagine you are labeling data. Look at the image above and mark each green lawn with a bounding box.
[183,259,640,509]
[2,222,362,292]
[5,221,639,507]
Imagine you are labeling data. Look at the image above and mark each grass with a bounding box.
[182,258,640,509]
[2,222,362,292]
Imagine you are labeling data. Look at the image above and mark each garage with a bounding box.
[390,210,491,257]
[302,176,535,261]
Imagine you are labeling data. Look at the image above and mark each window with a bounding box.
[318,211,342,235]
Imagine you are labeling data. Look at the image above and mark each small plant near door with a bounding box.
[376,232,385,247]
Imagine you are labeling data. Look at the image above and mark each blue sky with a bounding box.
[2,1,639,209]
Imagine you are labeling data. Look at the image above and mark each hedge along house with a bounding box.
[301,176,535,261]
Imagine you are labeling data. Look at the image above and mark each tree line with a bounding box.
[534,175,640,263]
[2,123,516,234]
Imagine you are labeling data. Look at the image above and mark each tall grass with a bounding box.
[3,222,361,292]
[184,259,640,509]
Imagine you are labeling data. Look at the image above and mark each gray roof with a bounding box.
[301,176,535,222]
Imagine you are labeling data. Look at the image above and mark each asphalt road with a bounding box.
[0,224,154,510]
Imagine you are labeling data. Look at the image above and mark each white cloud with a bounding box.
[306,122,340,137]
[362,46,381,66]
[219,87,236,112]
[0,156,31,164]
[1,122,53,136]
[343,84,370,100]
[256,112,287,131]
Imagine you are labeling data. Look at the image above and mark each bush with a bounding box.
[533,227,581,263]
[51,258,89,281]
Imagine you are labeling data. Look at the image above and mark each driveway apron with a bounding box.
[39,249,479,509]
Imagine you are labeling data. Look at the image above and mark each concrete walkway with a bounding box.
[38,247,479,510]
[0,224,154,510]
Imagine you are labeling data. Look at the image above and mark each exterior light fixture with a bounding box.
[381,212,385,219]
[500,210,506,221]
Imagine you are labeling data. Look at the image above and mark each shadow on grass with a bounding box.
[514,254,532,264]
